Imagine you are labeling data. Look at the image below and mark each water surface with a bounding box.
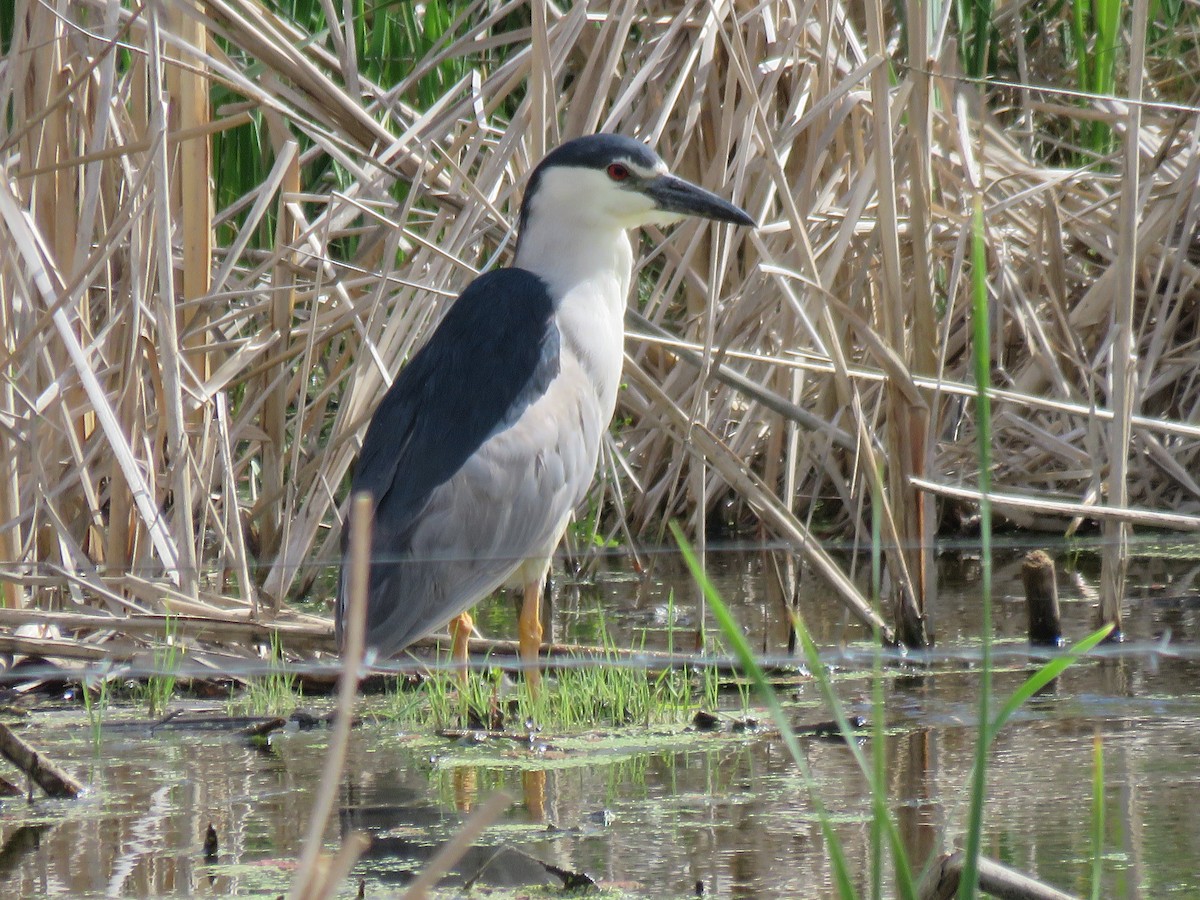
[2,538,1199,897]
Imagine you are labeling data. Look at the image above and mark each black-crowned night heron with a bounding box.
[338,133,754,685]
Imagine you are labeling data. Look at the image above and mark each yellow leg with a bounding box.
[450,611,473,685]
[519,578,543,695]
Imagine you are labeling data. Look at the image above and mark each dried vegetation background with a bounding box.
[2,0,1200,657]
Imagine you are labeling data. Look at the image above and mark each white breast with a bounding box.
[514,202,634,425]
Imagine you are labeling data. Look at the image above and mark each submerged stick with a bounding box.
[415,635,734,667]
[918,850,1079,900]
[0,608,332,647]
[1022,550,1064,647]
[0,722,84,799]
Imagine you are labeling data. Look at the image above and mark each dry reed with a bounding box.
[2,0,1199,656]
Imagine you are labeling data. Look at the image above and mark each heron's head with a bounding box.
[517,134,755,236]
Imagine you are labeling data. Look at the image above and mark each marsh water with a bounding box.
[3,537,1200,897]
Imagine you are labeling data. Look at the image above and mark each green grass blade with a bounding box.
[987,623,1114,743]
[1091,729,1105,900]
[1094,0,1122,97]
[1070,0,1093,92]
[970,0,994,77]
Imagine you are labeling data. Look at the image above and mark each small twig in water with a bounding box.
[0,721,85,798]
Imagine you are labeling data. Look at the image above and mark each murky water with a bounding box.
[2,537,1199,897]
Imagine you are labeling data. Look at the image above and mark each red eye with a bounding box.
[607,163,630,181]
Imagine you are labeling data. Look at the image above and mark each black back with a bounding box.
[348,267,560,547]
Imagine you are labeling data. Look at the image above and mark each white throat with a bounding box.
[514,214,634,302]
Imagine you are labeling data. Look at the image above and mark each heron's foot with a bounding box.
[519,580,543,696]
[450,611,474,685]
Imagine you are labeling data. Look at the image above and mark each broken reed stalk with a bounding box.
[1022,550,1064,647]
[0,721,84,799]
[289,492,370,900]
[215,392,259,616]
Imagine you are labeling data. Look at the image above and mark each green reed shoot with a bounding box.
[989,625,1112,742]
[1091,730,1106,899]
[82,670,111,748]
[701,661,721,713]
[869,463,886,900]
[957,0,997,78]
[957,195,1112,896]
[143,614,180,717]
[234,630,301,716]
[1070,0,1123,158]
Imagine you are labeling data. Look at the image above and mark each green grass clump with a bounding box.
[229,631,302,716]
[378,596,729,733]
[137,615,180,717]
[960,190,996,899]
[1091,731,1106,899]
[379,653,716,734]
[82,671,112,748]
[519,660,692,731]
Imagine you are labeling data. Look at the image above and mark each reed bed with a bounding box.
[2,0,1199,653]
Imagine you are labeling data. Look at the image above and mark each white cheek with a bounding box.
[610,190,669,228]
[641,208,684,227]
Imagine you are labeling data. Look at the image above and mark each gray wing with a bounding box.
[364,355,606,655]
[338,268,604,657]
